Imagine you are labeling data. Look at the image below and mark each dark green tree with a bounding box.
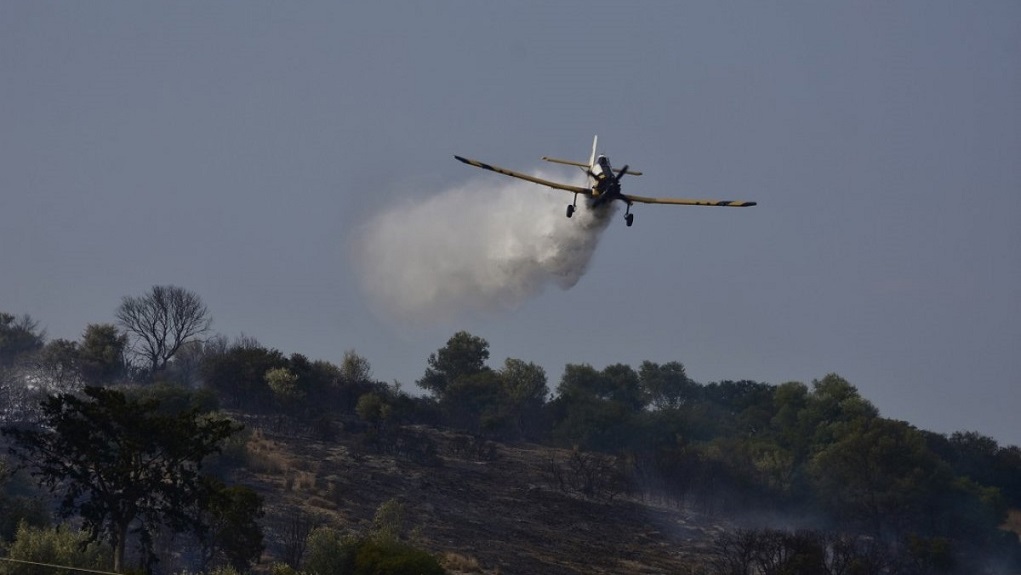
[443,370,507,433]
[2,387,241,571]
[417,331,490,398]
[498,358,549,439]
[810,416,947,539]
[552,363,647,450]
[803,373,879,445]
[78,324,127,385]
[35,339,83,390]
[198,478,264,572]
[0,313,44,367]
[200,340,286,410]
[340,349,373,385]
[638,361,696,410]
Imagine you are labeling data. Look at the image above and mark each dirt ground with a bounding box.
[236,422,724,574]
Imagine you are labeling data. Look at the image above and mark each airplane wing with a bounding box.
[541,156,589,168]
[623,193,757,207]
[542,156,643,176]
[454,156,589,194]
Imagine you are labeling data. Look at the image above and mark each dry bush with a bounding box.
[292,470,317,492]
[245,429,290,474]
[448,435,499,462]
[1003,509,1021,539]
[544,448,629,501]
[307,496,334,510]
[440,551,483,573]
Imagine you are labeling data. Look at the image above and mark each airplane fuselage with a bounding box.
[588,155,624,206]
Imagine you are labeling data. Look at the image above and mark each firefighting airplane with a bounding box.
[454,136,756,227]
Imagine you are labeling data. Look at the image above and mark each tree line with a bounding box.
[2,286,1021,573]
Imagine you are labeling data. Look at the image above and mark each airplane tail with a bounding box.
[540,136,616,185]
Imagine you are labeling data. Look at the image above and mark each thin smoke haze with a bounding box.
[353,172,615,323]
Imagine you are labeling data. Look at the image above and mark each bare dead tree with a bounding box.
[116,285,212,376]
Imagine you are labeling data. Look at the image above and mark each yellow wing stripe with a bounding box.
[623,194,757,207]
[454,156,589,194]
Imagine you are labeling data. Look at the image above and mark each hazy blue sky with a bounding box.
[2,2,1019,444]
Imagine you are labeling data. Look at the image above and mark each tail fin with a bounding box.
[588,135,598,169]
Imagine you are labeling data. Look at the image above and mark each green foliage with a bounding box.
[0,313,44,368]
[417,331,489,397]
[370,498,405,542]
[416,334,551,439]
[711,528,892,575]
[201,341,287,410]
[803,373,879,444]
[551,363,650,450]
[356,391,387,422]
[557,363,645,410]
[126,382,220,415]
[1,386,242,571]
[0,459,50,543]
[442,370,507,433]
[927,430,1021,508]
[351,538,445,575]
[340,350,373,385]
[550,391,636,451]
[34,339,82,390]
[269,563,299,575]
[639,360,695,409]
[498,358,549,438]
[810,416,948,538]
[199,478,265,571]
[304,526,355,575]
[266,366,304,412]
[77,323,127,385]
[0,522,110,575]
[300,499,442,575]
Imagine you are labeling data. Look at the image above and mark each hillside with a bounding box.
[236,420,723,574]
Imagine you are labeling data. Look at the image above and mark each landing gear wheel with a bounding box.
[625,213,634,227]
[566,204,575,218]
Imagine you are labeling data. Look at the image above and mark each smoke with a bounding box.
[352,172,615,323]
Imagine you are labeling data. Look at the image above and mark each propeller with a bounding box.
[615,165,629,182]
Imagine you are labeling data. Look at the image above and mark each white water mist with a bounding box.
[352,172,615,323]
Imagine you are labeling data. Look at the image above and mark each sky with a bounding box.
[2,2,1019,445]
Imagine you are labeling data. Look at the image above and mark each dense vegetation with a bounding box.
[1,288,1020,574]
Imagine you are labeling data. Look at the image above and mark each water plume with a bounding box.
[352,171,615,323]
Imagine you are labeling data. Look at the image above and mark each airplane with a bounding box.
[454,136,756,227]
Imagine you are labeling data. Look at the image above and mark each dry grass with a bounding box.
[440,551,483,573]
[1002,508,1021,541]
[245,429,290,474]
[291,470,317,492]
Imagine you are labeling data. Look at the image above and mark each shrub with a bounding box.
[0,522,110,575]
[352,539,445,575]
[303,527,355,575]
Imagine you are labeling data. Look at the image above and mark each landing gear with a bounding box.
[566,193,578,218]
[625,213,634,227]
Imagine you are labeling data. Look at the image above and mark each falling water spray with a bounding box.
[352,172,616,323]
